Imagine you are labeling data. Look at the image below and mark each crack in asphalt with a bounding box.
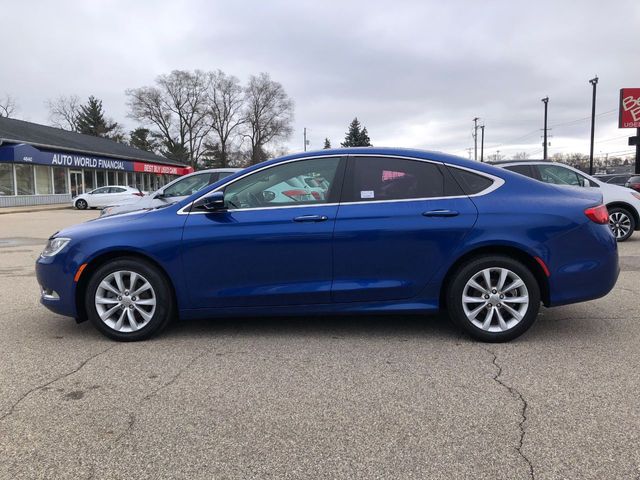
[0,345,116,422]
[482,347,535,480]
[113,348,210,445]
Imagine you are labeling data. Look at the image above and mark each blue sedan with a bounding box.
[36,148,619,342]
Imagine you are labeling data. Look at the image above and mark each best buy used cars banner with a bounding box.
[0,143,193,175]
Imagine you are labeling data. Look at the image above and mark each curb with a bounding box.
[0,205,72,215]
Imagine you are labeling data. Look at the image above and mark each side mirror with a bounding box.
[262,190,276,202]
[201,191,225,211]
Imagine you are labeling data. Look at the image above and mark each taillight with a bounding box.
[133,192,144,197]
[584,205,609,224]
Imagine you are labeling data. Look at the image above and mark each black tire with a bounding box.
[75,199,88,210]
[608,207,635,242]
[84,257,174,341]
[446,255,541,342]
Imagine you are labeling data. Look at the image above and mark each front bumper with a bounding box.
[36,253,82,318]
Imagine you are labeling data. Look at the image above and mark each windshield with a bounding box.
[163,173,213,197]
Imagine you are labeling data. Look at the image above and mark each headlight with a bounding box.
[41,237,71,257]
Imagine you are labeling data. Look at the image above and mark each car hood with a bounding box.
[102,196,186,217]
[54,208,152,240]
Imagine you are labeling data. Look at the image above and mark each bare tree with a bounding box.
[46,95,80,130]
[206,70,245,167]
[0,94,17,118]
[512,151,530,160]
[243,73,294,165]
[127,70,211,168]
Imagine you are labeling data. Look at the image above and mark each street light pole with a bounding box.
[473,118,479,161]
[589,76,598,175]
[480,125,485,162]
[541,97,549,160]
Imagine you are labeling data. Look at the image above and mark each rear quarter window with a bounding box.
[448,168,494,195]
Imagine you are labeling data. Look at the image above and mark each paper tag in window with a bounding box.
[360,190,375,199]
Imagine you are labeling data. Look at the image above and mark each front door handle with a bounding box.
[422,209,459,217]
[293,214,329,222]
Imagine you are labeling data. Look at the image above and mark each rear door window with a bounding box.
[535,165,582,186]
[503,164,535,179]
[343,156,444,202]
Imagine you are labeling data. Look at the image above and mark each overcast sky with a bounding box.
[1,0,639,159]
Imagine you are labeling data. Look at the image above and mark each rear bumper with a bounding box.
[546,222,619,307]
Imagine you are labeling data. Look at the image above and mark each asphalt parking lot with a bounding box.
[1,209,639,479]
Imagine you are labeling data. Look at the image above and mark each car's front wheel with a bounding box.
[446,255,541,342]
[75,199,88,210]
[84,257,174,341]
[608,207,635,242]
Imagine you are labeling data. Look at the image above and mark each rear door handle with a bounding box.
[422,209,459,217]
[293,214,329,222]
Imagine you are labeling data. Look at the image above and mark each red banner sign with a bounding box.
[619,88,640,128]
[133,161,194,176]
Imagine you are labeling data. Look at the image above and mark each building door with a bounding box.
[69,170,84,197]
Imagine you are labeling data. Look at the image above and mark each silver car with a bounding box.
[101,168,241,217]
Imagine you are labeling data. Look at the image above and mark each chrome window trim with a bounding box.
[177,154,504,215]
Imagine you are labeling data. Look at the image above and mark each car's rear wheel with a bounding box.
[446,255,540,342]
[75,199,88,210]
[84,257,174,341]
[608,207,635,242]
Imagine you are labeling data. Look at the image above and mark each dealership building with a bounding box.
[0,116,193,208]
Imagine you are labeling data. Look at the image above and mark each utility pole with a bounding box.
[588,76,598,175]
[303,128,308,152]
[541,97,549,160]
[473,117,479,161]
[480,125,485,162]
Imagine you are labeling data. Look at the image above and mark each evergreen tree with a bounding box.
[341,117,372,147]
[323,138,331,149]
[161,141,190,164]
[358,127,371,147]
[129,128,159,152]
[76,96,119,138]
[202,142,225,168]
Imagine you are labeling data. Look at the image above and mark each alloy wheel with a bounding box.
[94,270,156,333]
[461,267,529,333]
[609,211,631,239]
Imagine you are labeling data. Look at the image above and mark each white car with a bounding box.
[101,168,241,217]
[73,186,144,210]
[496,161,640,241]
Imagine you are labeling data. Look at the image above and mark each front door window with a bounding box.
[223,157,341,209]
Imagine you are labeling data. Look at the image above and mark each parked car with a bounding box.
[73,186,144,210]
[594,173,634,186]
[624,175,640,192]
[37,148,618,343]
[101,168,241,217]
[495,161,640,241]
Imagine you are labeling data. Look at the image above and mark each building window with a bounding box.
[53,167,68,194]
[117,171,126,185]
[35,165,53,195]
[84,170,95,191]
[15,164,35,195]
[107,171,116,185]
[135,172,143,190]
[0,164,15,196]
[96,170,106,187]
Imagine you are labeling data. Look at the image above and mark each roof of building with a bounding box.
[0,116,183,166]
